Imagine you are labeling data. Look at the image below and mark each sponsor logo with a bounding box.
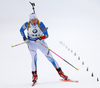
[32,29,38,33]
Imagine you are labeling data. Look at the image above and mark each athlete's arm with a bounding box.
[40,22,49,39]
[20,22,28,38]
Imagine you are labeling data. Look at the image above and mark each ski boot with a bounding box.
[56,67,68,80]
[32,71,38,86]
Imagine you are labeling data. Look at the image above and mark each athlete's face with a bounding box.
[30,18,37,26]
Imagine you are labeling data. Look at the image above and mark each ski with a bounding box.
[60,79,79,83]
[32,82,37,87]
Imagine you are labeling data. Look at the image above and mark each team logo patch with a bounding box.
[32,29,38,33]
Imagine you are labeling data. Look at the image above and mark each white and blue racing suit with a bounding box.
[20,21,60,71]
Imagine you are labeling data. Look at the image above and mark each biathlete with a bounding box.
[20,13,68,84]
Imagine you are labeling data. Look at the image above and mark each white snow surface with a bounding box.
[0,0,100,88]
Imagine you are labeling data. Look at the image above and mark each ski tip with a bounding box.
[32,84,34,87]
[75,81,79,83]
[32,82,37,87]
[60,79,79,83]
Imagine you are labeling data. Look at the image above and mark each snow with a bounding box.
[0,0,100,88]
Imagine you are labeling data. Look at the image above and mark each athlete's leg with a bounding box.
[38,40,68,80]
[38,40,60,69]
[27,41,38,72]
[27,41,38,82]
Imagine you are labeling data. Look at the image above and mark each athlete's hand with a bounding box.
[35,37,42,43]
[23,37,30,44]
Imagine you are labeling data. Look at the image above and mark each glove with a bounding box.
[35,37,42,43]
[23,37,30,43]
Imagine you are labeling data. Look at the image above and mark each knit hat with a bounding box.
[29,13,37,20]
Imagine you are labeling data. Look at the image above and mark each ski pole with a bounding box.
[11,42,25,48]
[39,42,79,71]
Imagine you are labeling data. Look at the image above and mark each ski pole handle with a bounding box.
[39,42,79,71]
[11,42,25,48]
